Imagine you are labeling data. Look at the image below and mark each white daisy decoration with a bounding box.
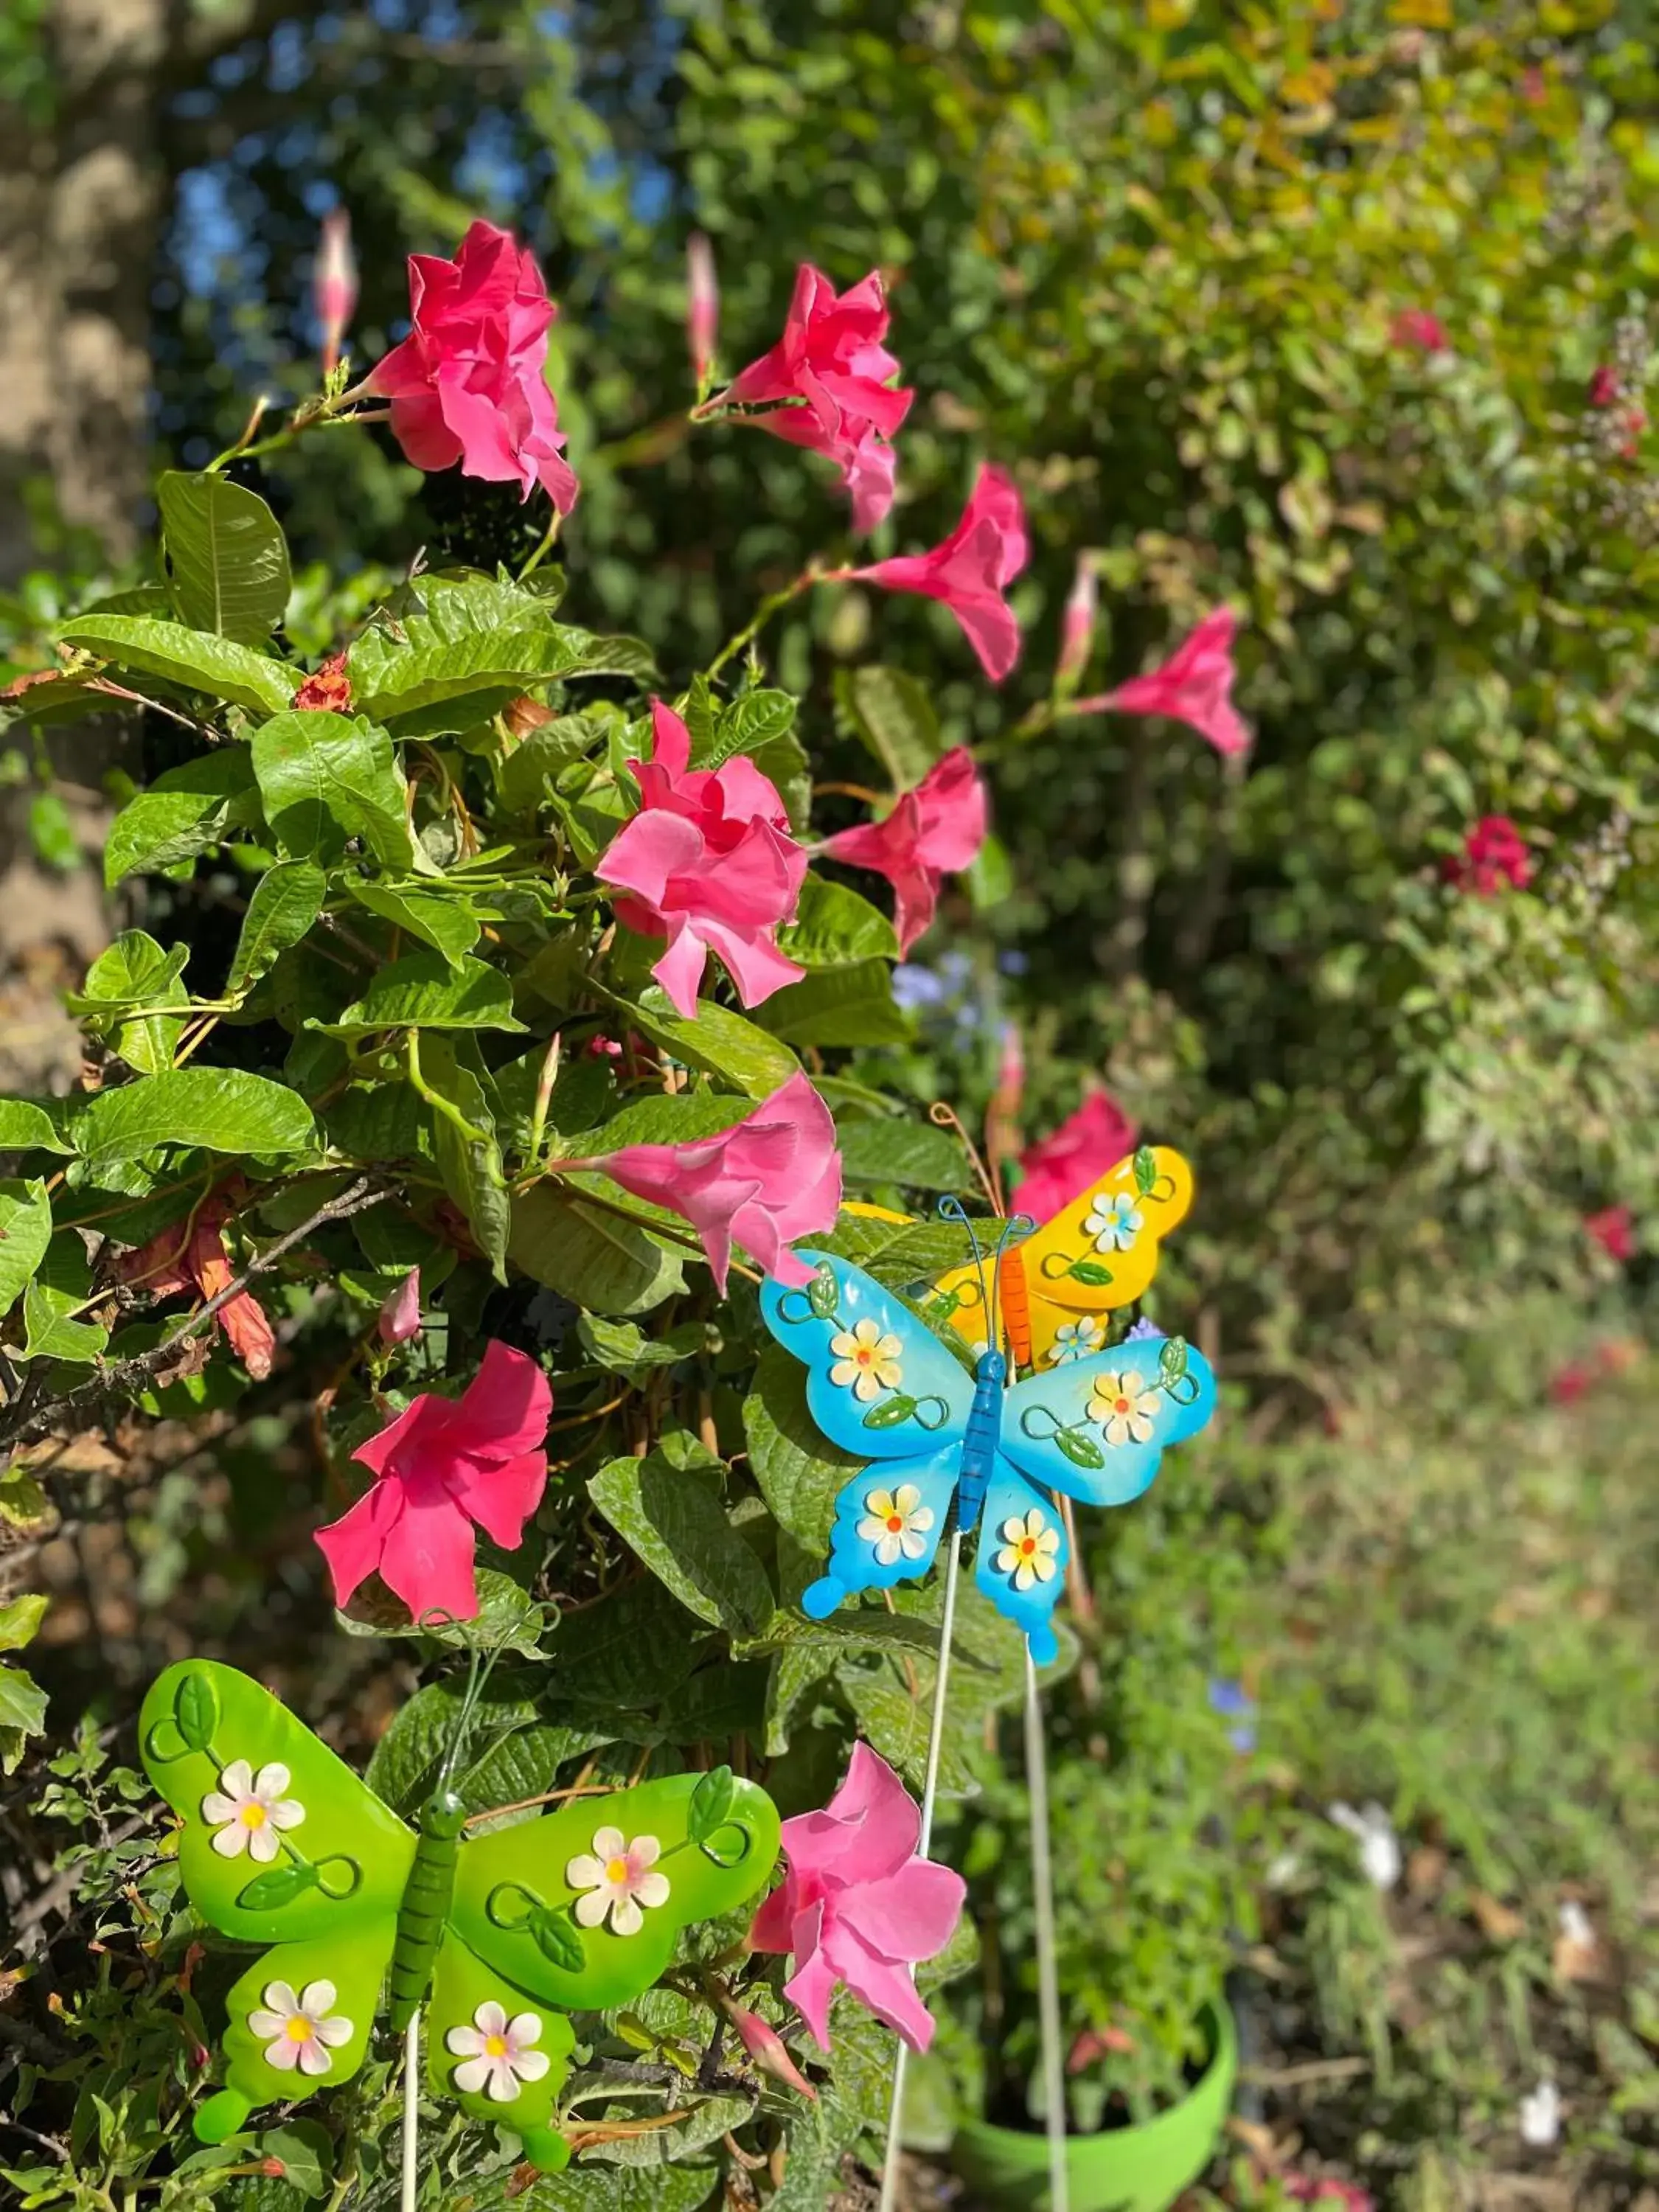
[1047,1318,1106,1365]
[201,1760,305,1863]
[828,1318,904,1401]
[1087,1369,1161,1447]
[566,1827,671,1936]
[856,1482,936,1566]
[1084,1191,1144,1253]
[248,1979,353,2076]
[994,1509,1061,1593]
[445,2000,552,2103]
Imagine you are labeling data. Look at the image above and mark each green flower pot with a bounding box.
[950,1999,1237,2212]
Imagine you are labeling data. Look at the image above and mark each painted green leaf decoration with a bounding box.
[1133,1144,1158,1196]
[1055,1427,1106,1471]
[863,1394,918,1430]
[1069,1259,1115,1287]
[1159,1335,1190,1382]
[688,1765,736,1846]
[237,1861,320,1911]
[529,1905,585,1973]
[807,1264,839,1320]
[175,1669,219,1750]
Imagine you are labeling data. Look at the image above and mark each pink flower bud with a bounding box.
[731,2007,818,2099]
[316,208,358,376]
[687,232,719,387]
[1057,554,1097,686]
[378,1267,422,1346]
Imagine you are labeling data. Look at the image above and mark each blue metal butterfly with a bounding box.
[759,1241,1218,1664]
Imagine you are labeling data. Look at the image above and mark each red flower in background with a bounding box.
[115,1186,276,1380]
[1013,1090,1139,1224]
[364,219,578,513]
[1585,1205,1635,1263]
[292,650,352,714]
[1074,607,1250,757]
[1447,815,1531,895]
[1392,307,1449,355]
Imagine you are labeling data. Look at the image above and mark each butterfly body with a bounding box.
[762,1251,1217,1665]
[141,1661,780,2171]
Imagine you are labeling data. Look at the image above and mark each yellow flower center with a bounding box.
[886,1514,904,1533]
[605,1857,630,1885]
[240,1803,267,1828]
[286,2016,313,2043]
[484,2034,508,2058]
[855,1346,876,1366]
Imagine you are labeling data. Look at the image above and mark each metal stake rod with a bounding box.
[876,1529,964,2212]
[1025,1638,1068,2212]
[402,2010,420,2212]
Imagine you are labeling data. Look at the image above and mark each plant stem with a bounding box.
[401,2012,420,2212]
[519,507,562,578]
[706,569,819,680]
[1025,1638,1069,2212]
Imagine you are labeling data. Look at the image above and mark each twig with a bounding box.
[0,1178,390,1454]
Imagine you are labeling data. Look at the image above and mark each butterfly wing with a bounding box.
[973,1455,1072,1669]
[195,1924,397,2144]
[425,1930,576,2174]
[1000,1331,1217,1506]
[936,1147,1194,1369]
[140,1661,416,1941]
[447,1772,780,2016]
[758,1250,974,1460]
[804,1442,961,1620]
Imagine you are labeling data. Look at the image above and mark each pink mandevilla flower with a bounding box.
[843,463,1029,681]
[314,208,358,377]
[750,1742,966,2053]
[378,1267,422,1346]
[115,1186,276,1381]
[730,2008,818,2100]
[1014,1089,1138,1224]
[364,219,578,514]
[1585,1205,1635,1263]
[596,697,808,1020]
[686,232,719,387]
[582,1069,841,1295]
[315,1338,552,1624]
[722,264,911,533]
[1450,815,1531,895]
[1075,607,1250,757]
[821,748,987,953]
[1056,552,1098,686]
[1391,307,1449,355]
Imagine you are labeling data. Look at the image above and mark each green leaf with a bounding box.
[317,951,526,1036]
[21,1234,107,1364]
[588,1094,751,1150]
[0,1595,48,1654]
[779,876,900,969]
[237,1861,321,1911]
[0,1100,74,1155]
[1054,1427,1106,1470]
[754,959,908,1047]
[577,1314,709,1377]
[28,789,78,871]
[509,1185,685,1315]
[68,931,189,1077]
[157,470,292,642]
[837,1116,973,1192]
[71,1071,316,1164]
[531,1906,587,1973]
[835,664,946,790]
[588,1453,775,1637]
[1133,1144,1158,1196]
[619,985,799,1099]
[687,1765,737,1845]
[477,2163,718,2212]
[251,710,419,871]
[348,581,654,734]
[346,879,481,968]
[498,712,606,818]
[0,1663,48,1770]
[226,862,327,996]
[1068,1259,1115,1287]
[175,1669,219,1750]
[420,1037,510,1282]
[57,615,295,715]
[251,2122,332,2201]
[0,1179,52,1317]
[807,1262,838,1319]
[1159,1335,1190,1382]
[104,749,264,886]
[691,689,797,769]
[743,1344,859,1568]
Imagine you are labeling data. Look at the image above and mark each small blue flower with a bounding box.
[1124,1317,1164,1342]
[997,949,1029,976]
[1207,1677,1257,1754]
[891,964,946,1012]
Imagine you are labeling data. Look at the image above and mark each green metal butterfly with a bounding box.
[140,1660,781,2172]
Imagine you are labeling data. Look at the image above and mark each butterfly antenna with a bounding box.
[937,1192,993,1355]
